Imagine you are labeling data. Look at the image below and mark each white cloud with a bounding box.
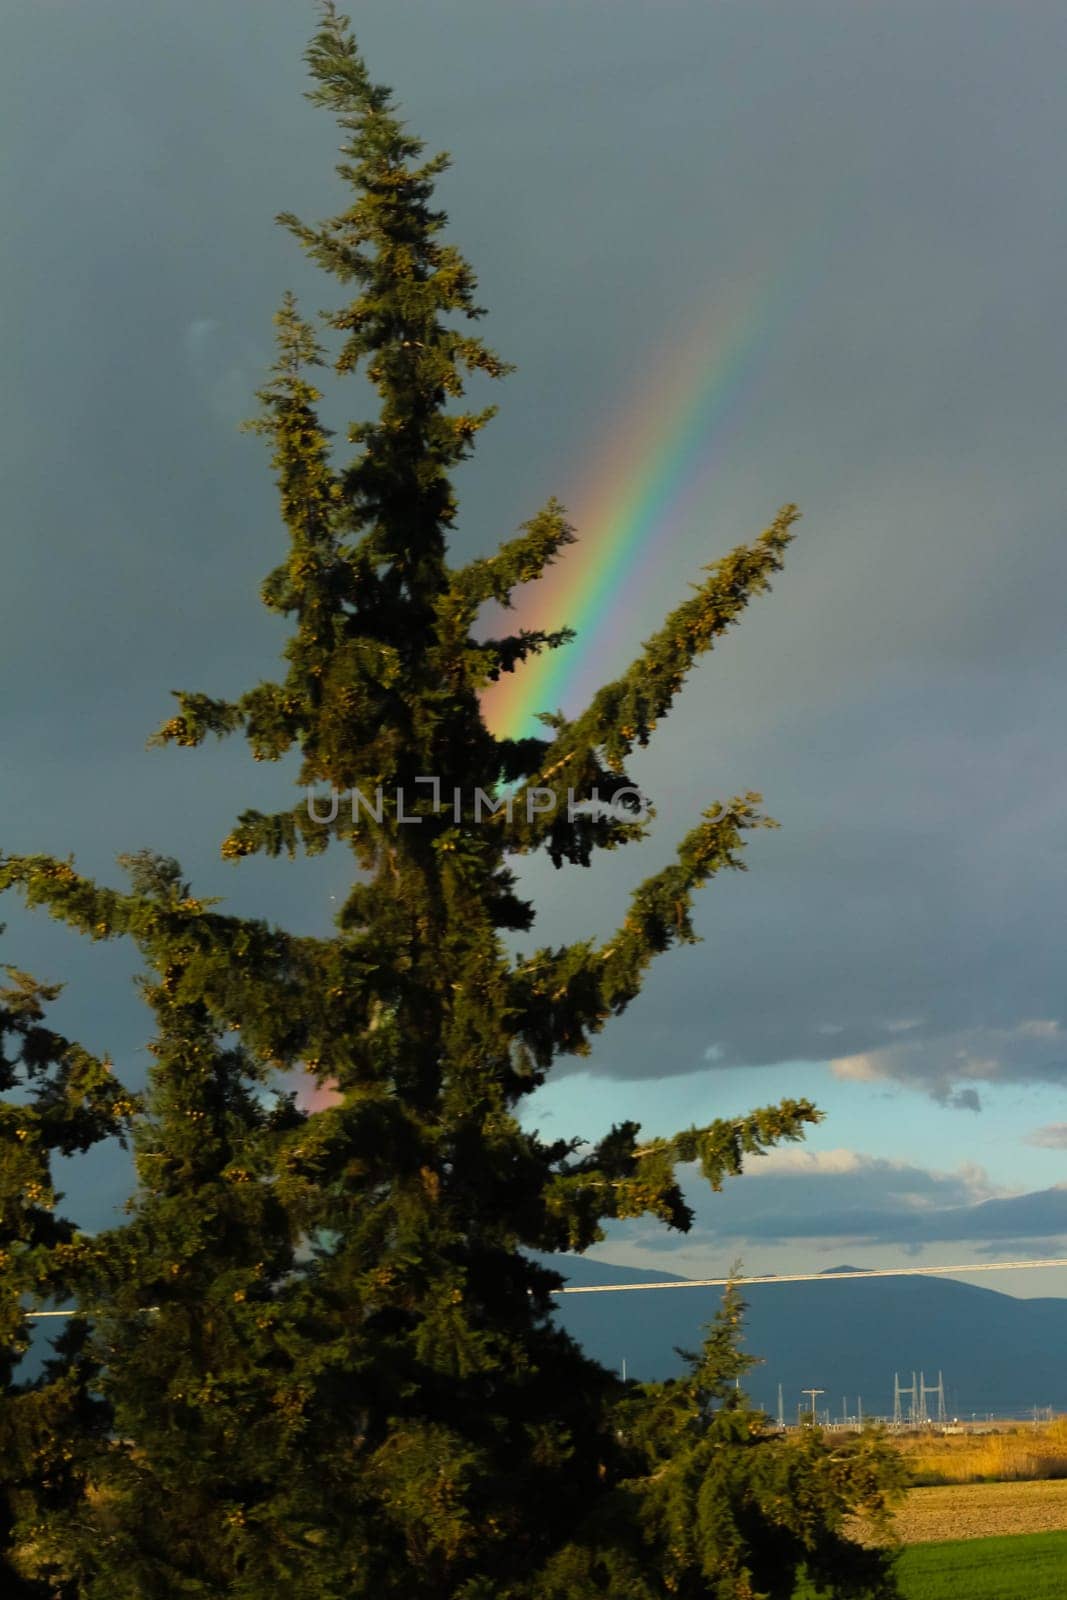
[183,318,220,369]
[744,1147,865,1178]
[1026,1124,1067,1150]
[830,1053,882,1082]
[182,317,263,424]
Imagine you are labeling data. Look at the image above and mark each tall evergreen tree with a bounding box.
[1,7,903,1595]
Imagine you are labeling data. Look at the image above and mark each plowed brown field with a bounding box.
[856,1479,1067,1545]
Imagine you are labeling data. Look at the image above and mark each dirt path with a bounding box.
[863,1480,1067,1545]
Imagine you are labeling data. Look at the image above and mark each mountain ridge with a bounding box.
[546,1255,1067,1418]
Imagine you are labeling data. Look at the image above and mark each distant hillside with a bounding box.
[545,1256,1067,1420]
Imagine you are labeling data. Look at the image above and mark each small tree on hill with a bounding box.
[1,7,902,1595]
[539,1283,903,1599]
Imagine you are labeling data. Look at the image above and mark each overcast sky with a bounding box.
[3,1,1067,1294]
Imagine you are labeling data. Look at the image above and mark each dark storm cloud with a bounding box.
[3,0,1067,1134]
[734,1185,1067,1248]
[531,659,1067,1097]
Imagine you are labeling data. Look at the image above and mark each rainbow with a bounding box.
[481,269,799,742]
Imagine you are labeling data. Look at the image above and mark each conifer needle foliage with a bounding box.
[1,7,902,1595]
[0,965,133,1597]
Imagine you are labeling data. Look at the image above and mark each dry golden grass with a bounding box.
[893,1418,1067,1485]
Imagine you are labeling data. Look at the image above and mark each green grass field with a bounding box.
[797,1530,1067,1598]
[891,1531,1067,1598]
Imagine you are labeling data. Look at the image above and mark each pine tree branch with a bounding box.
[494,507,799,856]
[509,795,776,1062]
[444,500,575,615]
[469,629,576,686]
[539,1101,821,1250]
[0,967,134,1327]
[566,506,798,770]
[149,690,246,750]
[0,854,376,1070]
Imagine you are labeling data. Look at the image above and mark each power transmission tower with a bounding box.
[777,1383,784,1429]
[919,1371,946,1427]
[934,1370,946,1425]
[894,1371,918,1428]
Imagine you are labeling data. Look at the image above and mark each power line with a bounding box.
[21,1255,1067,1319]
[551,1256,1067,1295]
